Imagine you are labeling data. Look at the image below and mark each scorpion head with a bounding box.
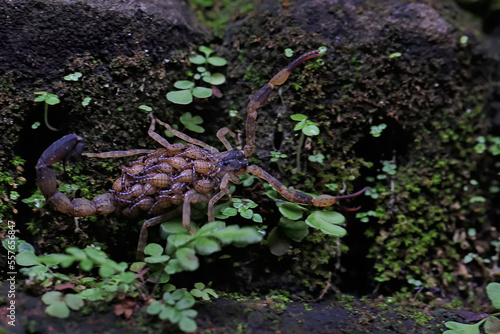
[215,150,248,174]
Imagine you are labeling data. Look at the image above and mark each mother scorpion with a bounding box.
[36,50,365,252]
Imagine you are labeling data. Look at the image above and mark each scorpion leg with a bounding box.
[137,206,182,252]
[207,173,240,222]
[147,113,175,149]
[182,190,211,230]
[216,127,239,151]
[83,149,155,158]
[243,50,323,157]
[246,165,365,208]
[150,114,219,153]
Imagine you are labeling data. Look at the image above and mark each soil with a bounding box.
[0,283,464,333]
[0,0,498,333]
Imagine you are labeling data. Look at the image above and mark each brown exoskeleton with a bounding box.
[36,50,365,252]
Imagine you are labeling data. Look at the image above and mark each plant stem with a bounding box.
[44,103,59,131]
[296,132,304,173]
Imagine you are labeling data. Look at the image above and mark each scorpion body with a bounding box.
[36,50,365,252]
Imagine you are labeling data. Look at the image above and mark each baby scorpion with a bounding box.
[36,50,366,252]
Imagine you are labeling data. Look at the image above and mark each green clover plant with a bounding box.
[270,151,287,163]
[64,72,82,81]
[167,46,227,105]
[290,113,320,172]
[215,198,263,223]
[370,123,387,137]
[16,216,262,333]
[263,183,347,256]
[82,96,92,107]
[34,91,60,131]
[41,291,84,318]
[164,112,206,139]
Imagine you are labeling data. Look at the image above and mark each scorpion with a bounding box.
[36,50,366,252]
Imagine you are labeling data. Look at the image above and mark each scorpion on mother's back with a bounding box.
[36,50,366,252]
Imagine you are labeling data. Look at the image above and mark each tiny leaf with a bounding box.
[198,45,213,57]
[42,291,63,305]
[305,211,347,237]
[485,316,500,334]
[179,316,197,332]
[144,243,164,257]
[192,87,212,99]
[267,227,291,256]
[443,321,481,334]
[197,221,225,236]
[46,301,70,318]
[64,294,84,310]
[194,237,221,255]
[147,300,164,315]
[279,217,309,242]
[487,282,500,309]
[176,294,195,310]
[290,114,307,121]
[175,248,199,271]
[278,203,304,220]
[212,226,263,245]
[16,252,40,266]
[189,54,206,64]
[174,80,195,90]
[302,124,320,136]
[167,90,193,105]
[207,72,225,85]
[207,56,227,66]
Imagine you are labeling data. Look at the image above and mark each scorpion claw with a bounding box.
[336,205,362,212]
[313,188,366,207]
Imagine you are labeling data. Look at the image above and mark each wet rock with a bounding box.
[0,0,205,84]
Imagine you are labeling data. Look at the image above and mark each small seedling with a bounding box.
[21,189,45,209]
[377,160,397,180]
[389,52,402,59]
[82,97,92,107]
[291,113,320,136]
[189,45,227,69]
[167,81,212,105]
[34,92,60,131]
[370,123,387,137]
[162,112,205,139]
[167,46,227,105]
[308,153,325,164]
[179,112,205,133]
[190,282,218,301]
[270,151,287,163]
[285,48,294,58]
[146,289,198,332]
[64,72,82,81]
[138,104,153,112]
[290,113,320,172]
[215,198,263,223]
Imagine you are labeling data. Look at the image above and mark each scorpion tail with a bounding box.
[244,50,324,157]
[36,134,116,217]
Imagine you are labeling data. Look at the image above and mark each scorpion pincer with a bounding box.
[36,50,366,252]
